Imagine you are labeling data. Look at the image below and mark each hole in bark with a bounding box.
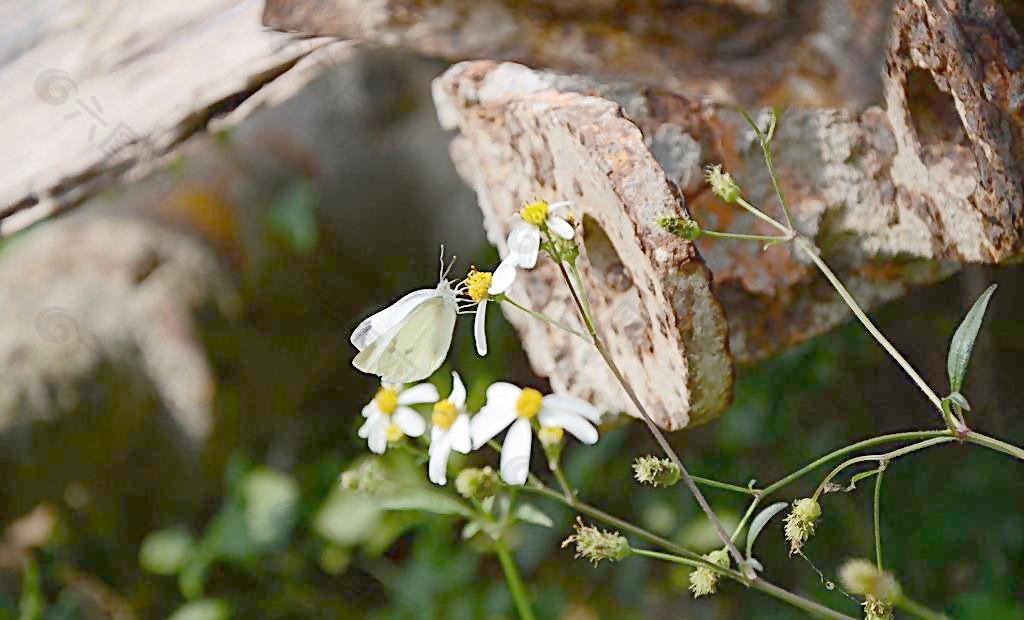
[905,68,968,165]
[581,215,632,292]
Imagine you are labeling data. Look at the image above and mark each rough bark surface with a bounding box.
[264,0,893,109]
[0,0,351,236]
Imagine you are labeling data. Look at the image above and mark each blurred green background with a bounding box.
[0,50,1022,620]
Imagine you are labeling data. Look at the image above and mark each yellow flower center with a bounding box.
[432,400,458,429]
[374,388,398,415]
[538,425,563,447]
[515,388,543,419]
[464,269,493,303]
[520,200,549,226]
[384,423,404,442]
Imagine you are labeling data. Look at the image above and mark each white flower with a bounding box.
[462,267,515,356]
[505,200,574,270]
[358,381,435,454]
[428,371,472,485]
[471,382,600,485]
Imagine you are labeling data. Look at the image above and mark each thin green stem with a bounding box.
[501,295,589,340]
[551,465,576,504]
[732,497,762,543]
[762,430,952,496]
[795,237,945,414]
[691,475,759,496]
[558,260,746,569]
[740,109,795,229]
[873,464,886,569]
[896,594,950,620]
[494,539,535,620]
[812,437,954,501]
[735,197,791,235]
[964,430,1024,461]
[632,548,743,581]
[701,229,791,244]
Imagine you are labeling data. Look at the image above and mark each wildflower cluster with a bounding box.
[689,548,730,598]
[632,455,681,487]
[783,497,821,555]
[561,518,630,565]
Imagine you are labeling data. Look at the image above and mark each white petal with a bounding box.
[368,422,387,454]
[398,383,440,405]
[508,225,540,269]
[500,418,533,485]
[548,216,575,240]
[485,382,521,406]
[393,407,426,437]
[361,402,378,418]
[490,255,518,294]
[548,200,574,214]
[474,300,488,356]
[357,412,380,438]
[541,394,601,422]
[449,371,466,409]
[538,409,598,445]
[449,414,472,454]
[470,405,517,449]
[428,433,453,485]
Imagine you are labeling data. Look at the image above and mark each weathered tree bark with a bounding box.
[265,0,1024,428]
[0,0,350,236]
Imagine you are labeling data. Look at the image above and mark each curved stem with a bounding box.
[812,437,953,500]
[701,229,791,244]
[494,539,535,620]
[762,431,952,496]
[559,260,745,569]
[736,197,791,234]
[873,465,886,569]
[739,109,795,229]
[896,594,950,620]
[500,295,589,340]
[795,237,944,414]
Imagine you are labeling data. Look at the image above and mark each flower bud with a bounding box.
[783,498,821,555]
[561,518,630,565]
[705,164,741,203]
[689,548,730,598]
[339,458,385,494]
[838,559,900,601]
[863,596,895,620]
[632,455,681,488]
[539,425,564,466]
[455,466,500,501]
[655,212,701,240]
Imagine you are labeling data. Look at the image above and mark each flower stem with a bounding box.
[701,229,791,244]
[691,475,759,496]
[896,594,951,620]
[873,464,886,569]
[739,109,795,229]
[494,539,535,620]
[558,260,746,569]
[811,437,953,501]
[735,196,792,235]
[794,237,944,415]
[632,548,742,579]
[964,430,1024,461]
[551,465,576,504]
[500,295,589,341]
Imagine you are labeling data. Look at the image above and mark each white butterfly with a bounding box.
[351,250,466,383]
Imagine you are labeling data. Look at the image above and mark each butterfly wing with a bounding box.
[352,294,457,383]
[351,288,438,351]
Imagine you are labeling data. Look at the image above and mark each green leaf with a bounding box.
[947,284,997,393]
[167,599,231,620]
[241,467,299,550]
[745,502,787,560]
[139,527,195,575]
[947,391,971,412]
[512,503,553,528]
[376,487,473,519]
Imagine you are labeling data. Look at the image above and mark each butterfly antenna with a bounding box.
[438,245,446,281]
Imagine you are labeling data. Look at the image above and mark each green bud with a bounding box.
[632,455,681,488]
[562,518,631,565]
[705,164,741,203]
[689,548,730,598]
[839,559,901,601]
[655,212,701,240]
[863,596,895,620]
[783,498,821,555]
[339,458,385,494]
[455,466,500,501]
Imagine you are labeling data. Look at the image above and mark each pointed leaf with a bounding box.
[948,284,997,392]
[512,503,553,528]
[745,502,788,560]
[947,391,971,412]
